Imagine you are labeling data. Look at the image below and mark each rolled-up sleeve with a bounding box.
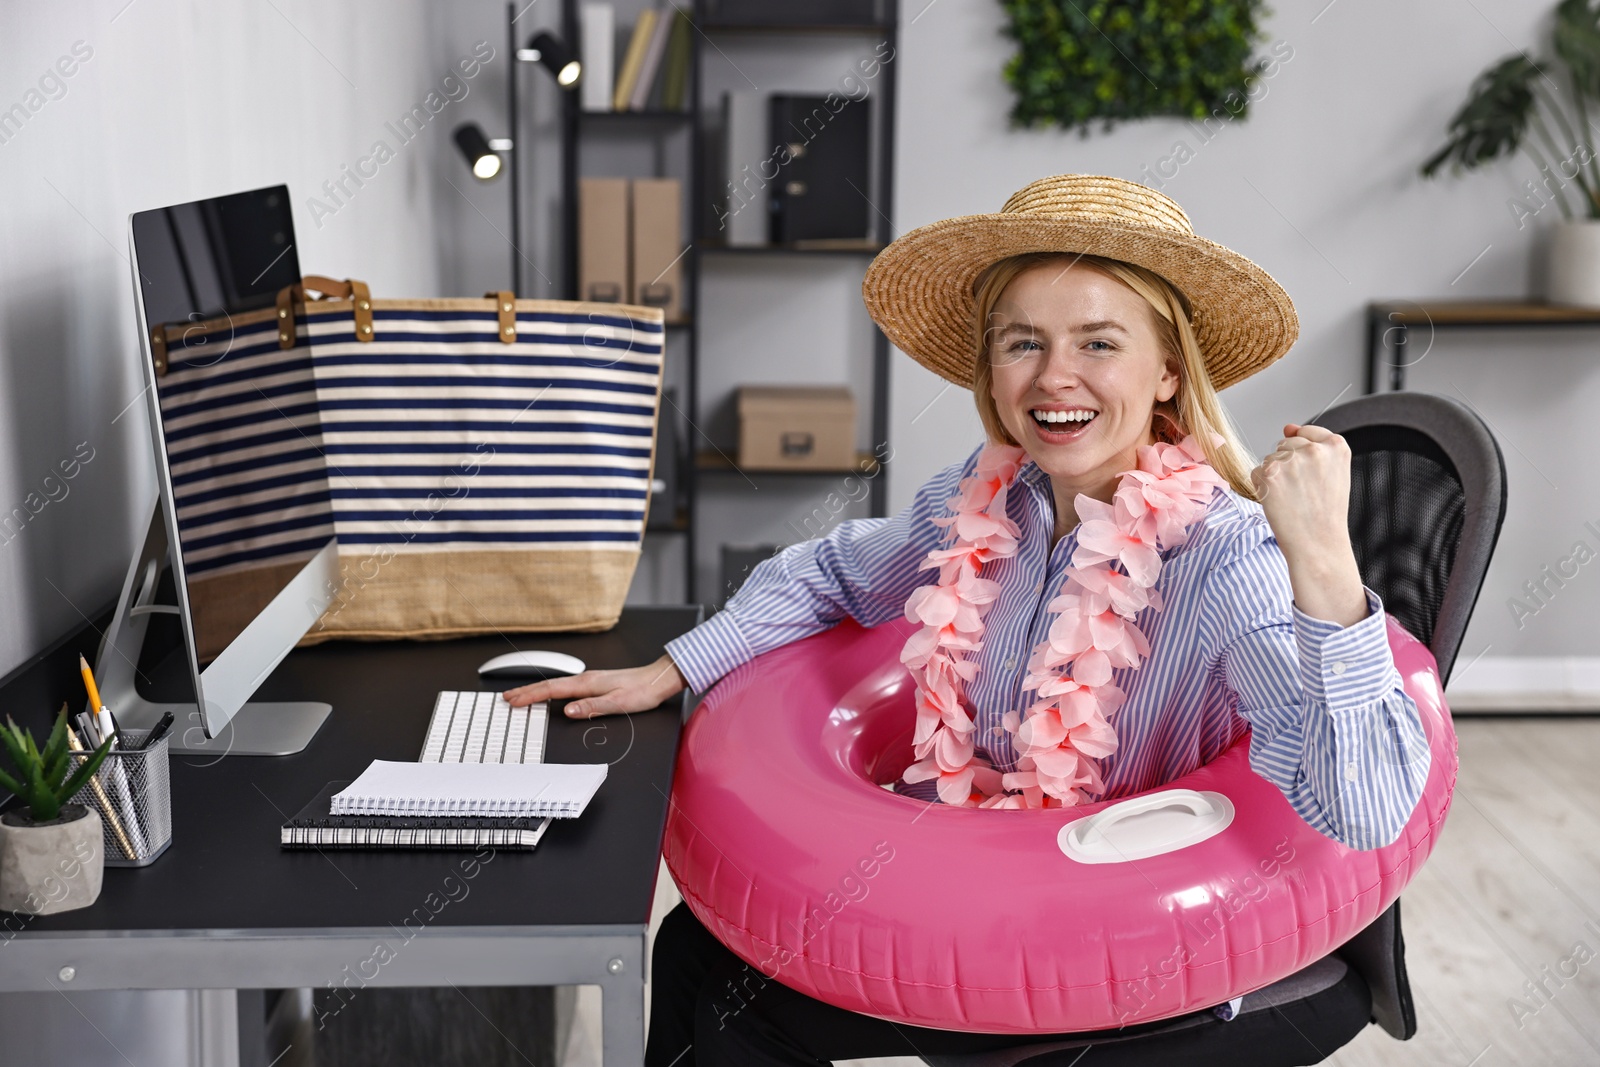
[1205,526,1432,851]
[664,451,977,693]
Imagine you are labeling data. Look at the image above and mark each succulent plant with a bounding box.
[0,705,114,824]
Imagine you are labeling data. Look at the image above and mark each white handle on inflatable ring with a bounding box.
[1082,789,1215,841]
[1058,788,1235,864]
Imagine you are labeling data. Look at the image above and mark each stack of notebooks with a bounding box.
[580,4,693,113]
[281,761,608,851]
[281,764,604,857]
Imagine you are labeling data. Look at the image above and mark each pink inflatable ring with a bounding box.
[663,614,1458,1033]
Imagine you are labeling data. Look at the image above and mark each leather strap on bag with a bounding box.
[276,276,375,349]
[486,291,516,343]
[149,326,168,375]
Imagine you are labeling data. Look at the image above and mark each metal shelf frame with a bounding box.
[556,0,898,601]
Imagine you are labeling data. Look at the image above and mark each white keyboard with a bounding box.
[420,691,548,764]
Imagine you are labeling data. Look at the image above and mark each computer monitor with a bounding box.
[94,184,340,755]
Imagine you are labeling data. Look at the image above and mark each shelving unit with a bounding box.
[1366,299,1600,393]
[557,0,897,602]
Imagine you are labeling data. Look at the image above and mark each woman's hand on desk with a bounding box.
[503,653,688,717]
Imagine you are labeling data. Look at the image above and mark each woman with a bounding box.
[508,175,1431,1065]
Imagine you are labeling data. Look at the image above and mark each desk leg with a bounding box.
[600,935,647,1066]
[236,990,266,1067]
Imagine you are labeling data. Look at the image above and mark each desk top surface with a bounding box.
[16,606,699,937]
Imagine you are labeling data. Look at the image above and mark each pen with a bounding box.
[76,711,100,747]
[138,711,175,751]
[64,723,137,859]
[96,706,116,748]
[102,748,147,859]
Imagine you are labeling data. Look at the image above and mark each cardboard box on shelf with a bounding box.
[631,177,684,322]
[579,177,629,304]
[737,386,856,470]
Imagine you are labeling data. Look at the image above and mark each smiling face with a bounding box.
[984,259,1180,523]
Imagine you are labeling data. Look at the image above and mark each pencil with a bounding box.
[78,654,103,717]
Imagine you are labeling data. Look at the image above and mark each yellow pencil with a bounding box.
[78,654,103,715]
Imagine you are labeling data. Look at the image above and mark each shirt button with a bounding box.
[1003,656,1017,671]
[1344,762,1358,781]
[1331,661,1347,675]
[1034,582,1045,594]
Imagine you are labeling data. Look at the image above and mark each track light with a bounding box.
[453,123,505,181]
[517,31,581,88]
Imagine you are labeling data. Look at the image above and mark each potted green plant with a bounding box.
[0,706,113,914]
[1420,0,1600,303]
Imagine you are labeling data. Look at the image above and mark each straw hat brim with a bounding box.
[861,213,1299,392]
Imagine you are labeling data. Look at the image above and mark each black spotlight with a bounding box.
[520,30,581,87]
[453,122,503,181]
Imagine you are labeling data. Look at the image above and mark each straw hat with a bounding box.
[861,174,1299,392]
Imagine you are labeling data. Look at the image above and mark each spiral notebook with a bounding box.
[281,780,553,850]
[330,760,607,818]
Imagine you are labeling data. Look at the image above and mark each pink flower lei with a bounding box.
[900,432,1228,809]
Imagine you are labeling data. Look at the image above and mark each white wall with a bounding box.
[2,0,1589,678]
[889,0,1591,680]
[0,0,484,1057]
[0,0,492,679]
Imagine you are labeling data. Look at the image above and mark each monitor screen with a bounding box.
[130,186,336,663]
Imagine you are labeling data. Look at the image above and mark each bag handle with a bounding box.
[277,275,374,349]
[149,326,168,375]
[486,291,516,343]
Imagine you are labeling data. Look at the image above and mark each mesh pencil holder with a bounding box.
[68,729,172,867]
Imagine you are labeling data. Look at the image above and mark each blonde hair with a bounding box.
[970,251,1262,502]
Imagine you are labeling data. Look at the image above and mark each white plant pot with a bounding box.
[1545,218,1600,306]
[0,804,103,914]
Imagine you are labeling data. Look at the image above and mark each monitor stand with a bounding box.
[94,503,333,756]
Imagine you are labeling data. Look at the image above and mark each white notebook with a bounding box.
[331,760,607,818]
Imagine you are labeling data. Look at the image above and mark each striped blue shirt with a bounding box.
[666,444,1432,851]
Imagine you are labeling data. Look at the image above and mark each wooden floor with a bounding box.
[560,718,1600,1067]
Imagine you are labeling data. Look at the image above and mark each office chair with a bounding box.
[921,391,1508,1067]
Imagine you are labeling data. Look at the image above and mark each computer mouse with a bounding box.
[477,650,588,681]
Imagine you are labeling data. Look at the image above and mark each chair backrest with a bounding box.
[1311,391,1508,685]
[1310,391,1506,1041]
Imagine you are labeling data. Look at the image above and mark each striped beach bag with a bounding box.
[151,277,664,656]
[154,301,335,660]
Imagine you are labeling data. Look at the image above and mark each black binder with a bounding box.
[768,94,872,244]
[280,781,552,851]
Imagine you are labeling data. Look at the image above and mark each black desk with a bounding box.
[0,605,700,1066]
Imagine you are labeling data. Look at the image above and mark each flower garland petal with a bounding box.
[899,435,1221,809]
